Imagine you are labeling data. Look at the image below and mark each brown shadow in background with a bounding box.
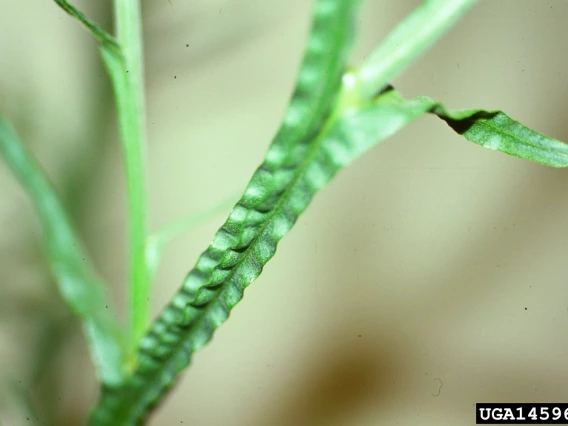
[250,336,401,426]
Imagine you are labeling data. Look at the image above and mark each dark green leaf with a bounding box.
[88,29,459,426]
[89,0,363,424]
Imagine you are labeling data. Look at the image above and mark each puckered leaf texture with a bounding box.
[86,3,566,425]
[89,0,363,424]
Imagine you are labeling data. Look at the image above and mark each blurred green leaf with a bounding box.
[356,0,476,100]
[0,118,125,385]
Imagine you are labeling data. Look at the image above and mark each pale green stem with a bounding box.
[146,194,238,281]
[355,0,476,101]
[113,0,149,361]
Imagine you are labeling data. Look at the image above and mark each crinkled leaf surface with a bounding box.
[88,0,364,424]
[87,30,466,426]
[0,118,125,385]
[90,80,568,423]
[51,0,566,422]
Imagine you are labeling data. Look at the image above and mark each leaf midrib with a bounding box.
[461,115,568,158]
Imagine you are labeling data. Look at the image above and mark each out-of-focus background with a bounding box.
[1,0,568,425]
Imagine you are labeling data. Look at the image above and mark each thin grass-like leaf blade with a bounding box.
[430,106,568,167]
[375,89,568,167]
[0,118,125,385]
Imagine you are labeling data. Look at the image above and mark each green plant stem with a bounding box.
[356,0,476,101]
[151,196,237,250]
[113,0,149,363]
[146,194,238,281]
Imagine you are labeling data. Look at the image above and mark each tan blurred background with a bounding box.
[1,0,568,425]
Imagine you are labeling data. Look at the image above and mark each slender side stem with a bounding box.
[356,0,476,101]
[145,194,237,284]
[113,0,149,362]
[153,196,237,253]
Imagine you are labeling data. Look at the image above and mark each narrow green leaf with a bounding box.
[53,0,121,56]
[430,106,568,167]
[88,88,431,424]
[90,77,568,420]
[0,118,125,385]
[369,89,568,167]
[52,0,127,88]
[89,0,362,423]
[87,30,463,426]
